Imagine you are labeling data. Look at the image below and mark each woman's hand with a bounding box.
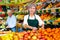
[24,24,38,30]
[41,27,44,29]
[32,27,37,30]
[41,24,44,29]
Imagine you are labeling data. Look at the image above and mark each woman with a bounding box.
[23,4,44,30]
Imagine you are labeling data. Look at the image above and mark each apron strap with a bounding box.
[28,15,30,20]
[34,15,36,20]
[28,14,36,20]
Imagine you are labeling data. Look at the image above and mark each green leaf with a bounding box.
[56,9,59,12]
[0,12,2,14]
[43,10,46,13]
[40,10,42,14]
[48,9,51,13]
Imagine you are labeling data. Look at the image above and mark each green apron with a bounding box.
[26,15,39,30]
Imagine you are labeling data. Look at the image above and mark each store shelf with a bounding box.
[0,0,32,6]
[38,7,60,14]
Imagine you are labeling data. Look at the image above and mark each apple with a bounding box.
[37,35,42,39]
[24,33,29,38]
[1,14,5,17]
[32,35,37,40]
[23,38,28,40]
[13,35,18,40]
[19,38,23,40]
[27,30,31,34]
[30,32,35,36]
[28,36,31,39]
[32,29,37,33]
[40,38,46,40]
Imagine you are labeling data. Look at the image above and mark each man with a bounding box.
[6,10,16,32]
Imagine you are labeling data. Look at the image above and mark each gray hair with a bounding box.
[7,9,13,14]
[28,4,37,14]
[28,3,36,9]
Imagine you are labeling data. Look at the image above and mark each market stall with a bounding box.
[0,0,60,40]
[0,28,60,40]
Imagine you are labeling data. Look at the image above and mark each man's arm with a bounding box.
[11,16,16,27]
[6,16,16,28]
[6,17,9,25]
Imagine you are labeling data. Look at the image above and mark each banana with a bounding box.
[35,0,39,3]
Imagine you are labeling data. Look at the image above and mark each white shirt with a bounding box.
[6,15,16,28]
[23,14,44,26]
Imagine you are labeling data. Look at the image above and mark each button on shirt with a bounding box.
[6,15,16,28]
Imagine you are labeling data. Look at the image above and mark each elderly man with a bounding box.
[6,10,16,32]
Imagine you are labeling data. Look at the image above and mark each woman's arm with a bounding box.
[36,15,44,29]
[41,24,44,29]
[24,24,37,30]
[23,15,37,30]
[24,24,33,29]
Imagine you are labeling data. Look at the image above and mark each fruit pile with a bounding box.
[0,31,14,40]
[0,12,5,17]
[40,13,55,21]
[18,28,60,40]
[53,18,60,25]
[0,28,60,40]
[54,18,60,22]
[16,14,24,20]
[55,2,60,7]
[46,3,53,9]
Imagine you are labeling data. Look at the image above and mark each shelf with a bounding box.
[38,7,60,14]
[0,0,32,6]
[0,4,6,6]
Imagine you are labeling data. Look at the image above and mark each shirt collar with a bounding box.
[8,15,13,18]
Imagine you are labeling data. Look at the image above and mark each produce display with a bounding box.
[0,0,60,40]
[46,3,53,9]
[0,20,5,28]
[36,3,45,10]
[16,14,24,20]
[0,12,5,17]
[40,13,55,20]
[53,18,60,25]
[10,0,32,4]
[55,2,60,7]
[54,18,60,22]
[0,6,2,12]
[0,0,5,5]
[40,0,46,2]
[0,28,60,40]
[0,31,14,40]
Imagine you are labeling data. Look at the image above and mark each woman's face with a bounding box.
[29,6,36,14]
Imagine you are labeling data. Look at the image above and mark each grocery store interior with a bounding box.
[0,0,60,40]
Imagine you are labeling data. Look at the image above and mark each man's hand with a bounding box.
[6,26,9,28]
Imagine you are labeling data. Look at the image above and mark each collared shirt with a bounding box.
[23,14,44,26]
[6,15,16,28]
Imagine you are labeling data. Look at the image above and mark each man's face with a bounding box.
[7,10,12,17]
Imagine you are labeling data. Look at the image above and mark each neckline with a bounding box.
[28,14,36,19]
[9,15,13,18]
